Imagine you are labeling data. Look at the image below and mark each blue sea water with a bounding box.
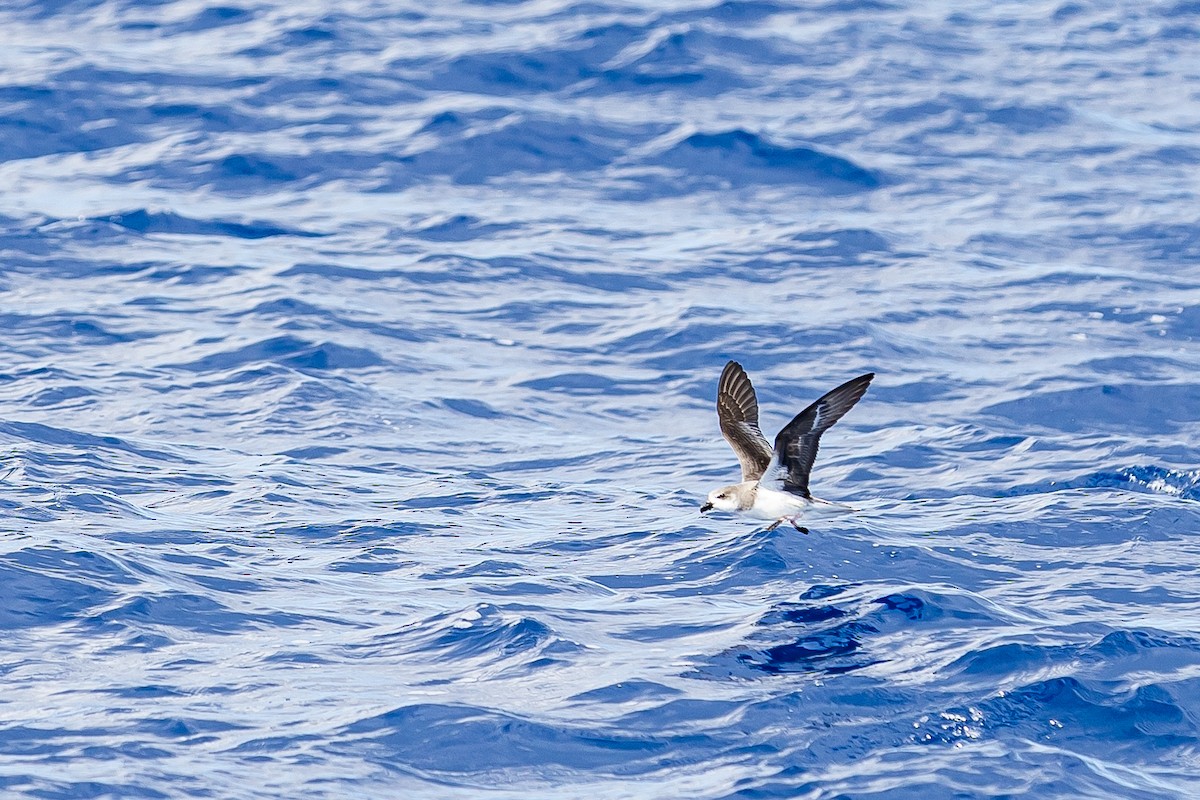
[2,0,1200,797]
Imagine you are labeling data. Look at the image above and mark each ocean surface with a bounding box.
[2,1,1200,797]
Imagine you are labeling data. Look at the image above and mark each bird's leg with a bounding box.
[766,516,809,534]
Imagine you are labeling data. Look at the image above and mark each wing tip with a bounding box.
[718,360,751,396]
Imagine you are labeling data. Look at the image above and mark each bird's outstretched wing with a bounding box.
[761,373,874,498]
[717,360,774,481]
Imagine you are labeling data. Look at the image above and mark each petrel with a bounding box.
[700,361,874,533]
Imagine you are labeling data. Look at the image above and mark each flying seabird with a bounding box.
[700,360,874,533]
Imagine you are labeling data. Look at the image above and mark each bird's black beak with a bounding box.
[700,502,713,513]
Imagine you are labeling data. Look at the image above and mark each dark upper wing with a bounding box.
[716,360,774,481]
[768,372,874,498]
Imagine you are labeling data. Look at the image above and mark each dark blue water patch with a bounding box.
[193,152,312,191]
[93,208,323,239]
[379,603,564,662]
[273,22,338,49]
[28,384,96,408]
[131,149,398,195]
[260,651,334,666]
[453,298,612,327]
[51,489,150,518]
[165,335,383,373]
[509,259,672,292]
[568,679,684,705]
[242,8,429,58]
[611,696,747,734]
[278,445,348,460]
[1167,304,1200,340]
[182,571,269,595]
[946,629,1200,706]
[1002,465,1200,501]
[1164,0,1200,18]
[404,214,518,241]
[1,247,183,281]
[242,72,419,119]
[716,585,875,678]
[214,521,402,546]
[613,620,740,643]
[643,534,794,597]
[880,91,1077,153]
[394,114,636,186]
[277,262,421,283]
[439,397,506,419]
[229,732,328,759]
[143,98,280,135]
[396,490,488,511]
[160,551,224,568]
[421,560,528,579]
[169,3,254,32]
[983,103,1072,133]
[727,587,1014,677]
[983,382,1200,435]
[85,592,311,636]
[0,82,148,162]
[1087,629,1200,664]
[80,741,175,762]
[0,59,286,159]
[607,320,827,363]
[413,107,508,135]
[946,639,1077,680]
[0,552,125,630]
[925,501,1200,551]
[413,46,606,96]
[136,715,247,743]
[665,0,794,24]
[300,251,667,294]
[0,775,168,800]
[1068,221,1200,265]
[786,227,893,260]
[595,29,752,93]
[248,298,430,345]
[328,547,415,575]
[517,372,653,396]
[0,312,143,349]
[0,723,111,759]
[0,420,178,463]
[335,702,674,775]
[1131,144,1200,166]
[615,321,878,375]
[876,95,961,127]
[934,676,1200,755]
[642,129,881,193]
[1083,355,1194,381]
[406,19,743,97]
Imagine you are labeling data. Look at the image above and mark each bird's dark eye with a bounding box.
[718,493,727,499]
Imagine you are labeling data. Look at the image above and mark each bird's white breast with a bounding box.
[749,485,851,520]
[747,486,812,519]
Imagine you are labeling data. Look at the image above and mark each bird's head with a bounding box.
[700,486,741,514]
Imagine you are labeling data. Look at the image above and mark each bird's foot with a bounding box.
[766,516,809,534]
